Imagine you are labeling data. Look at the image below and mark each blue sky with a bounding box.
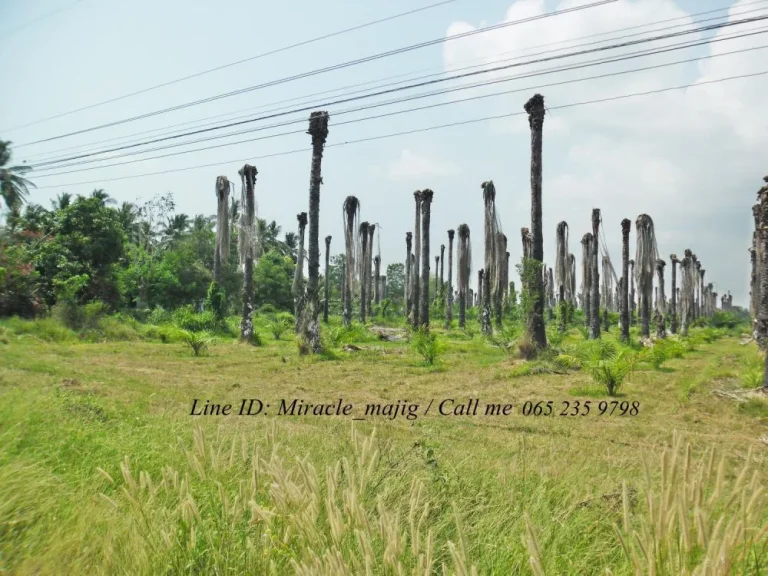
[1,0,762,306]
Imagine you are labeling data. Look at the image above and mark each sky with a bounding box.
[1,0,764,307]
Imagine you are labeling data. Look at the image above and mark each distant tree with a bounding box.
[386,262,405,304]
[0,141,35,210]
[253,250,294,312]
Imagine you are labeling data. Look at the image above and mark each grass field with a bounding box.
[1,317,767,575]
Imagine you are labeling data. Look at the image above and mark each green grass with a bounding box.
[0,316,766,574]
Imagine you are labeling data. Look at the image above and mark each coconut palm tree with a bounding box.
[457,225,471,328]
[405,232,413,321]
[669,254,679,334]
[0,141,34,210]
[589,209,601,340]
[51,192,72,210]
[412,191,422,327]
[619,219,631,342]
[214,176,231,283]
[293,212,308,333]
[420,189,434,328]
[359,222,369,323]
[324,235,332,323]
[238,164,258,342]
[481,181,499,335]
[446,229,455,329]
[342,196,359,328]
[298,111,330,352]
[581,233,592,326]
[524,94,547,349]
[635,214,657,339]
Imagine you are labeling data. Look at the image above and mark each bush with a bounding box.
[147,306,171,325]
[411,327,445,366]
[265,313,292,340]
[171,305,218,332]
[578,340,638,396]
[204,282,227,321]
[183,331,213,356]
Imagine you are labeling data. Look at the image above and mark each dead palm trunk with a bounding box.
[590,209,601,340]
[457,225,471,329]
[635,214,658,339]
[420,189,433,329]
[238,164,258,342]
[446,229,455,329]
[669,255,679,334]
[655,259,667,338]
[555,221,570,307]
[495,232,506,328]
[629,259,636,325]
[524,94,547,349]
[620,218,631,342]
[581,233,592,327]
[367,224,375,318]
[699,268,706,318]
[751,203,760,321]
[293,212,308,333]
[692,255,700,320]
[299,110,329,353]
[756,180,768,358]
[434,255,440,298]
[412,191,422,328]
[214,176,231,283]
[481,181,499,335]
[342,196,359,328]
[680,250,694,336]
[440,244,445,301]
[405,232,413,321]
[323,235,331,323]
[477,269,484,321]
[374,255,381,306]
[504,251,512,316]
[359,222,369,323]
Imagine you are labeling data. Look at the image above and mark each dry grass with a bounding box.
[0,323,766,574]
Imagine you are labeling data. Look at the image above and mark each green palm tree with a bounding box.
[51,192,72,210]
[0,140,35,210]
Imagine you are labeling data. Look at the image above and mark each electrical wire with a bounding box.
[27,14,768,168]
[0,0,457,132]
[23,0,768,163]
[15,0,617,146]
[30,69,768,190]
[30,35,768,177]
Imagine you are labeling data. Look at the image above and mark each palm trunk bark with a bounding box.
[590,208,601,340]
[293,212,307,334]
[524,94,547,349]
[359,222,369,323]
[405,232,413,322]
[367,224,375,318]
[756,181,768,359]
[300,111,329,353]
[420,190,433,329]
[482,181,497,335]
[446,229,455,329]
[620,218,630,342]
[412,191,422,328]
[214,176,231,284]
[655,259,667,338]
[323,235,331,323]
[440,243,445,302]
[477,269,484,322]
[669,255,679,334]
[374,254,381,306]
[238,165,258,342]
[629,259,636,325]
[434,255,440,300]
[581,233,592,328]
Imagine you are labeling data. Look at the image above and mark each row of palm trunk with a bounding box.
[205,99,734,359]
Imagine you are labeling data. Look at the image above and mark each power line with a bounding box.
[25,0,768,163]
[17,0,617,146]
[30,69,768,190]
[1,0,457,132]
[26,14,768,167]
[30,34,768,177]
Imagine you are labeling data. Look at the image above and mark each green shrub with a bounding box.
[411,327,445,366]
[183,331,214,356]
[266,313,292,340]
[147,306,171,325]
[578,340,638,396]
[171,306,218,332]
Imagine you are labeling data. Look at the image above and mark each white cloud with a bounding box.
[386,149,461,181]
[441,0,767,305]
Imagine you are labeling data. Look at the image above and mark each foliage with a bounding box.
[265,312,293,340]
[171,305,218,333]
[577,340,638,396]
[410,326,445,366]
[204,281,226,321]
[385,262,405,304]
[488,324,520,355]
[253,250,295,312]
[182,330,213,356]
